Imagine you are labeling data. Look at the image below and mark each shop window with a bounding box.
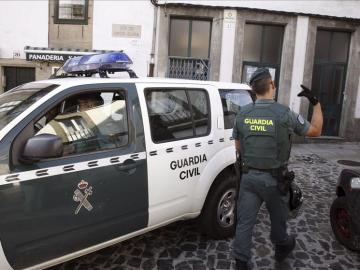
[169,18,212,58]
[54,0,88,25]
[242,23,284,98]
[145,89,210,143]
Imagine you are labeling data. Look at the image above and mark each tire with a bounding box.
[199,171,238,239]
[330,196,360,251]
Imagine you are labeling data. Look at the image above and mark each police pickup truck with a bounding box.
[0,52,253,269]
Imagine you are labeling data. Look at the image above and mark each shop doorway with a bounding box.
[4,67,35,91]
[310,30,350,136]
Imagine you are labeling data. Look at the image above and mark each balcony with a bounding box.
[167,57,210,81]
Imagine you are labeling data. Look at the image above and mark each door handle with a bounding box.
[119,159,137,174]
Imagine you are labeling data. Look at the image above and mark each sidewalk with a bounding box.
[292,142,360,169]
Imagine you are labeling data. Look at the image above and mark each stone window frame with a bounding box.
[54,0,89,25]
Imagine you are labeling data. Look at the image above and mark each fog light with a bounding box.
[350,177,360,189]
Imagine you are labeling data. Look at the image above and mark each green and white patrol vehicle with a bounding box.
[0,52,253,269]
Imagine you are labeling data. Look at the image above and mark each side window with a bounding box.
[35,91,128,156]
[187,90,209,136]
[219,89,253,129]
[145,89,210,143]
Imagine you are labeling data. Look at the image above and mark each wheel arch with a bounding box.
[191,146,238,213]
[337,186,346,197]
[0,241,13,270]
[200,164,236,213]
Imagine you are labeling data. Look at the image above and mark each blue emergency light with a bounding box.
[54,51,137,78]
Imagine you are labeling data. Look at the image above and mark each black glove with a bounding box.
[298,84,319,105]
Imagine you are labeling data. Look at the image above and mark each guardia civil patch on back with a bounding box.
[297,115,305,125]
[243,117,276,134]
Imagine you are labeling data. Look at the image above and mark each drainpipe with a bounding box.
[149,0,159,77]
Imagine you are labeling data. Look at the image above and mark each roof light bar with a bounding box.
[54,52,137,78]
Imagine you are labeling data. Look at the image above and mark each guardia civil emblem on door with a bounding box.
[73,180,93,215]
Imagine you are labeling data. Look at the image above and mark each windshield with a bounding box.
[0,83,58,130]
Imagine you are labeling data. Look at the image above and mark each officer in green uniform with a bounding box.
[233,68,323,270]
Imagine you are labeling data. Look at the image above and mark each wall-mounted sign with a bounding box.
[13,51,21,59]
[223,9,236,30]
[26,52,82,62]
[24,46,118,63]
[112,24,142,38]
[224,10,236,23]
[243,65,276,83]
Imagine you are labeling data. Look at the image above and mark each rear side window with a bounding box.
[219,89,253,129]
[145,89,210,143]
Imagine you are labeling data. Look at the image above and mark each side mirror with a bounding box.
[22,134,63,162]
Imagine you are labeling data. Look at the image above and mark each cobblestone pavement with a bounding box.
[50,154,360,270]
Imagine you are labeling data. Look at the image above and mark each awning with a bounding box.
[24,46,119,63]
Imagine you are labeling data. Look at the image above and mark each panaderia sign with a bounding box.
[26,52,81,62]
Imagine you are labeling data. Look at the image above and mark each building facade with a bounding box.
[154,1,360,141]
[0,0,359,140]
[0,0,155,90]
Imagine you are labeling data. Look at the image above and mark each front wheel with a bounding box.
[330,196,360,251]
[199,172,238,239]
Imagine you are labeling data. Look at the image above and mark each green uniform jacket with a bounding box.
[233,99,310,169]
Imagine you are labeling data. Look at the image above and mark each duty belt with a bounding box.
[243,165,287,176]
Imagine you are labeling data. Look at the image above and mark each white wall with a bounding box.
[219,10,236,82]
[92,0,155,77]
[289,16,309,114]
[355,76,360,119]
[160,0,360,19]
[0,0,48,59]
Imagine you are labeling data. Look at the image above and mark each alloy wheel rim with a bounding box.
[217,188,236,228]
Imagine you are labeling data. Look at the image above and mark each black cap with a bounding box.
[249,68,271,86]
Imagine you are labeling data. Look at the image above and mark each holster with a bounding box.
[235,152,242,179]
[273,167,295,195]
[234,152,242,195]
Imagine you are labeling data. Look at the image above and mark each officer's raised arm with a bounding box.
[297,84,323,137]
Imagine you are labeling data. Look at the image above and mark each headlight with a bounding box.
[350,177,360,189]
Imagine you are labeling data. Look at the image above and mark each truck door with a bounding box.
[137,83,216,226]
[0,84,148,269]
